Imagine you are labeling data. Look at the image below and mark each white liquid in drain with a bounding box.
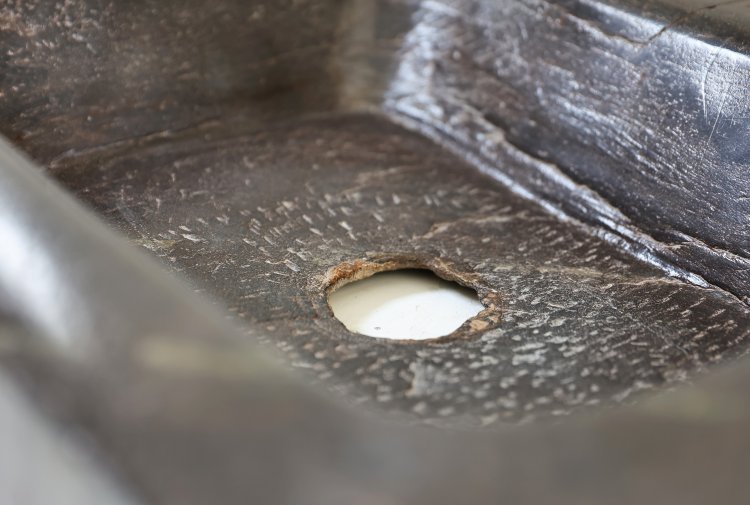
[328,270,483,340]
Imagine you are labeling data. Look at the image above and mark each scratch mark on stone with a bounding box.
[701,43,726,124]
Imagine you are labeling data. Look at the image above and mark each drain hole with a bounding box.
[328,269,484,340]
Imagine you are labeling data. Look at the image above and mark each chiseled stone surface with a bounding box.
[4,0,750,502]
[52,114,750,426]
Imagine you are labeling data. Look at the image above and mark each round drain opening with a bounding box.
[328,269,484,340]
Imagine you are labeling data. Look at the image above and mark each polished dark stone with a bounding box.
[2,0,750,504]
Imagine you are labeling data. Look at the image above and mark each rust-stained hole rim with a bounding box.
[320,254,503,344]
